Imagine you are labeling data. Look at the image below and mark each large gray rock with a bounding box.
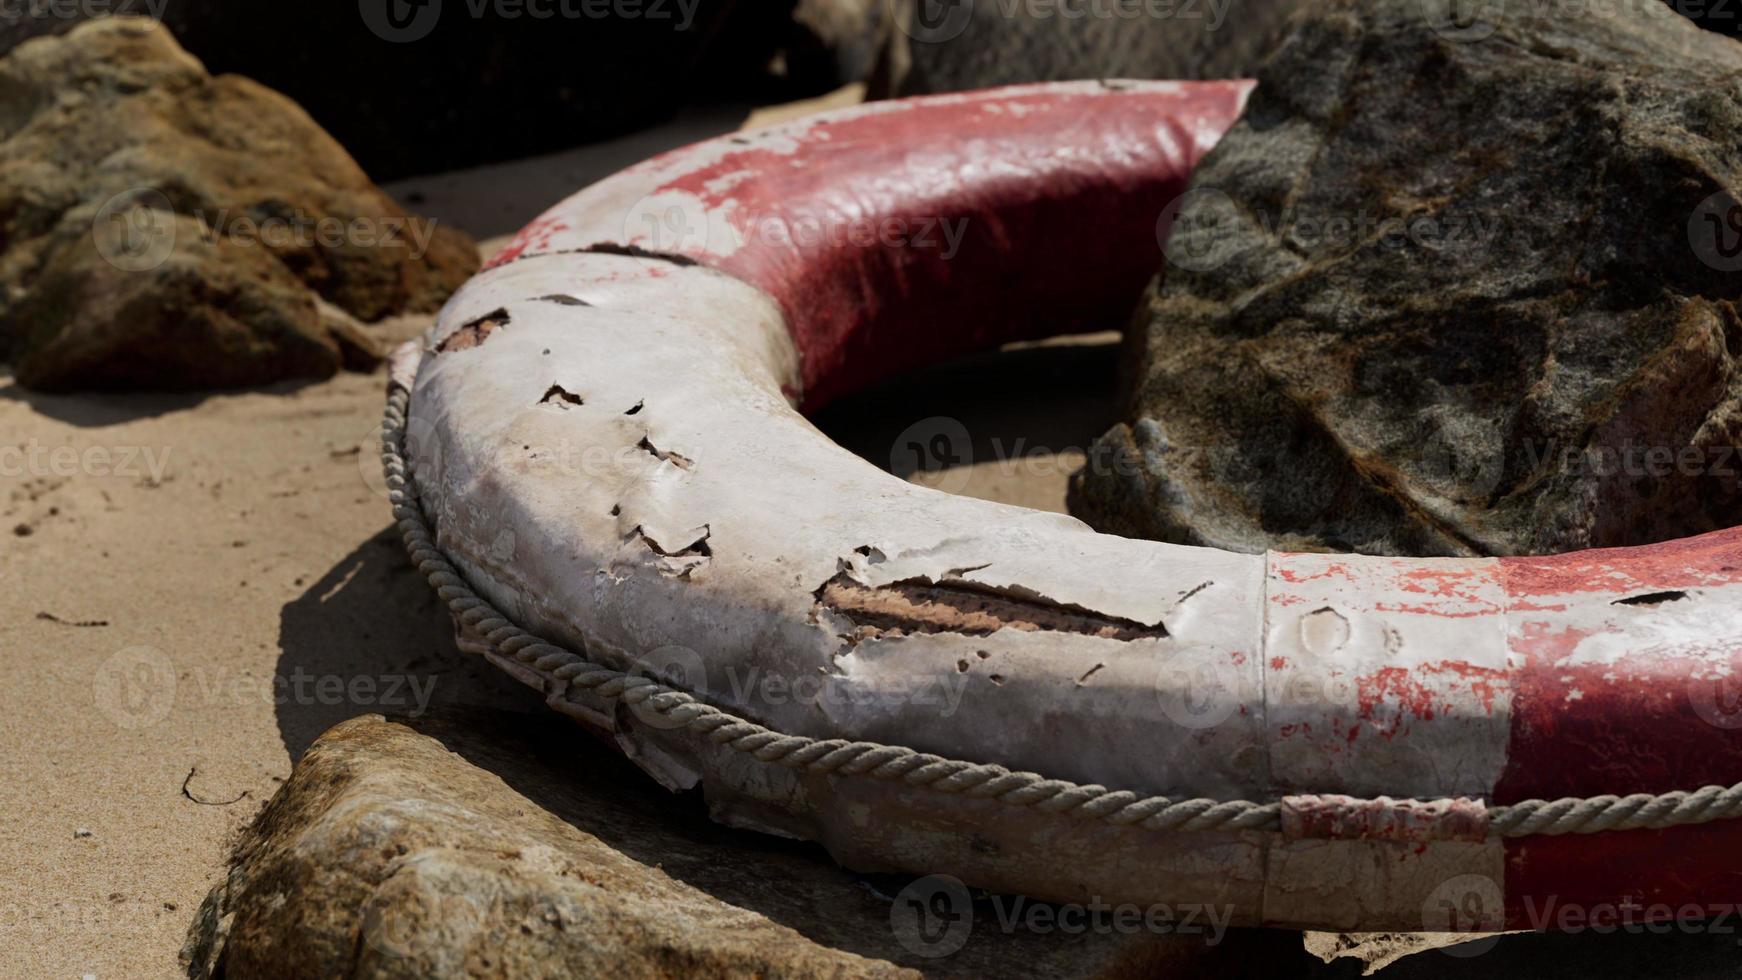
[184,712,1310,978]
[1071,0,1742,557]
[0,18,478,390]
[885,0,1305,96]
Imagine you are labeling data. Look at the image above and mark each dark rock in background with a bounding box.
[883,0,1306,96]
[1070,0,1742,557]
[0,19,477,390]
[0,0,800,182]
[786,0,896,92]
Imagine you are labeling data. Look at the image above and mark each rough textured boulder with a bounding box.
[0,18,477,390]
[0,3,796,181]
[885,0,1304,96]
[184,712,1310,978]
[1071,0,1742,557]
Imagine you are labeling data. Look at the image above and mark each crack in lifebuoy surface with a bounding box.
[817,574,1169,642]
[436,308,510,353]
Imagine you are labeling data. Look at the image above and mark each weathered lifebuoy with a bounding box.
[384,81,1742,934]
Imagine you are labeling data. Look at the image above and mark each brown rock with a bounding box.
[0,18,477,390]
[184,711,1310,978]
[1072,0,1742,557]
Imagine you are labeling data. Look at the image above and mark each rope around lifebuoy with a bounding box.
[383,380,1742,840]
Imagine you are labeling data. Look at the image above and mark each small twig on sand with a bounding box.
[36,611,109,628]
[181,767,250,807]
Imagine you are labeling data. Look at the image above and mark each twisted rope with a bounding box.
[383,382,1742,840]
[1488,783,1742,836]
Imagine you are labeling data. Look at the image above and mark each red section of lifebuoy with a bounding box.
[665,84,1248,408]
[490,82,1251,408]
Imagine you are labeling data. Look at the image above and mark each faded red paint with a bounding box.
[1275,561,1353,584]
[1282,794,1488,843]
[488,215,571,269]
[1357,667,1438,736]
[1499,525,1742,598]
[619,83,1248,407]
[1495,528,1742,921]
[1355,661,1507,739]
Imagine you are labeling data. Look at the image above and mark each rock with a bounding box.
[184,711,1313,978]
[0,3,796,181]
[784,0,897,92]
[0,18,477,390]
[1071,0,1742,557]
[884,0,1304,97]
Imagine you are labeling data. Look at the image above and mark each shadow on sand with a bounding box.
[273,526,538,761]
